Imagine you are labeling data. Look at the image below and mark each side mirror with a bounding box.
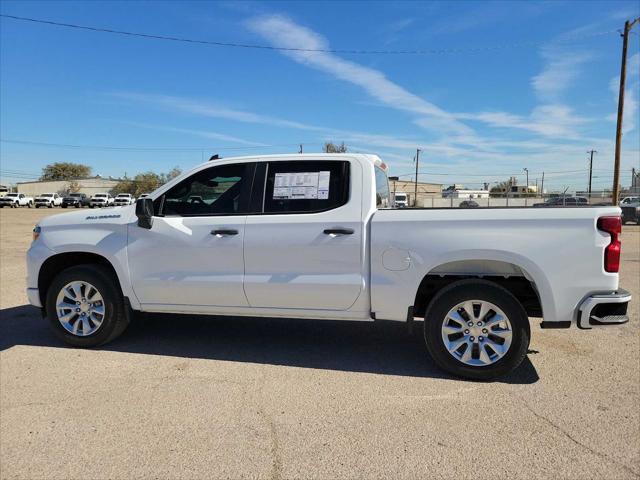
[135,197,154,229]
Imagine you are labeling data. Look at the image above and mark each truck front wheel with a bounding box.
[45,265,130,347]
[423,279,530,381]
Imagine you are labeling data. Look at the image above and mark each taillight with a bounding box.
[597,216,621,273]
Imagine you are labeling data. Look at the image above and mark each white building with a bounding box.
[16,177,121,197]
[442,187,490,199]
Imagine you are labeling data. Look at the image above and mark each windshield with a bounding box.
[95,194,107,198]
[6,193,18,197]
[70,193,82,197]
[116,194,130,197]
[41,194,53,197]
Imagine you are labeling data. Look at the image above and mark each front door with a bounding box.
[128,162,254,308]
[243,160,364,310]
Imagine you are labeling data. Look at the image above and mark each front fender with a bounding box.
[34,220,139,309]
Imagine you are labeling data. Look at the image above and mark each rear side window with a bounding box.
[375,167,390,208]
[263,161,349,214]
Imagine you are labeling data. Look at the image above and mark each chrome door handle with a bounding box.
[323,228,354,235]
[211,229,238,236]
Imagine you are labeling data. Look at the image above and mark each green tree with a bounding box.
[323,142,347,153]
[40,162,92,181]
[160,166,182,184]
[111,167,182,197]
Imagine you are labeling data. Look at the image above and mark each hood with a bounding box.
[38,205,135,227]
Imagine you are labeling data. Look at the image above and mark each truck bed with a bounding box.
[369,206,621,324]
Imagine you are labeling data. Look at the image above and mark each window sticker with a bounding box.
[273,171,331,200]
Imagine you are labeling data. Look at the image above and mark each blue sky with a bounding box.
[1,0,639,192]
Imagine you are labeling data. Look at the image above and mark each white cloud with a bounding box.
[110,92,323,132]
[456,104,590,138]
[245,14,473,137]
[531,46,592,101]
[607,53,639,135]
[124,121,268,146]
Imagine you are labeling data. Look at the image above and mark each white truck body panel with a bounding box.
[128,215,248,307]
[370,207,618,323]
[26,154,626,332]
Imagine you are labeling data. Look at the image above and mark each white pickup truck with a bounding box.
[113,193,135,206]
[34,192,63,208]
[0,193,33,208]
[89,193,114,208]
[26,154,631,380]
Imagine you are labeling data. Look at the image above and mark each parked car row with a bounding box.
[0,192,148,209]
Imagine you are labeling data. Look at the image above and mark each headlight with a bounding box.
[32,225,41,241]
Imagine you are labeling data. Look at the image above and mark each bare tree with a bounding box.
[323,142,347,153]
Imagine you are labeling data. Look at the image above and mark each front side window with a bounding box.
[375,167,390,208]
[159,163,251,216]
[263,161,349,214]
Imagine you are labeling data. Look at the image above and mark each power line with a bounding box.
[0,138,306,152]
[0,14,620,56]
[395,168,612,178]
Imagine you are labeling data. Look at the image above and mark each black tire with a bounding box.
[423,279,530,381]
[45,264,130,347]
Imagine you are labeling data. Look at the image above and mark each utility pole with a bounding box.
[587,149,597,196]
[613,17,640,205]
[299,144,303,154]
[541,172,545,198]
[414,148,420,207]
[523,168,529,197]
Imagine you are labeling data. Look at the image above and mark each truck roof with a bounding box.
[193,153,387,171]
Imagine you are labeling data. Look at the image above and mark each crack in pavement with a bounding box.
[516,395,639,478]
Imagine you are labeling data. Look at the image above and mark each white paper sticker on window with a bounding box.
[273,171,330,200]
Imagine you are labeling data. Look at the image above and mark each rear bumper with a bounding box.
[577,289,631,329]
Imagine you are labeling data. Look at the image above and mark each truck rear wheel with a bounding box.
[423,279,530,381]
[45,265,130,347]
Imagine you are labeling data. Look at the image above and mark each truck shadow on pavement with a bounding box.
[0,304,539,384]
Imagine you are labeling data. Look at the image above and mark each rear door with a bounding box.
[243,159,364,310]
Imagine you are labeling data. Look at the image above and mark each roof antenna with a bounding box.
[209,154,221,161]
